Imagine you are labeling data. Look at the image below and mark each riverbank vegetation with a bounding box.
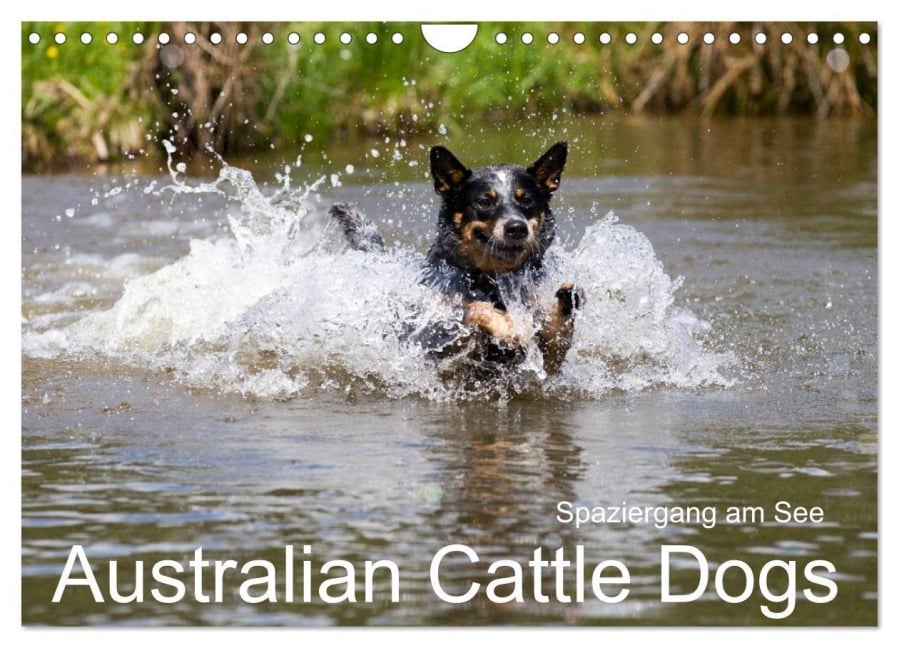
[22,21,877,170]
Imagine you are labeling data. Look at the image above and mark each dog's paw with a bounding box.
[483,324,527,356]
[464,300,528,361]
[556,282,585,317]
[496,331,527,353]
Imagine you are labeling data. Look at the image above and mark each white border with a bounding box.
[6,1,892,645]
[13,0,884,20]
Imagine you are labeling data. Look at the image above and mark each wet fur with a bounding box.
[330,141,583,375]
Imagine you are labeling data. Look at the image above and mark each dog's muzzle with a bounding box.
[503,217,530,242]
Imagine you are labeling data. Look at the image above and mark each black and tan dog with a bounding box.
[330,142,583,375]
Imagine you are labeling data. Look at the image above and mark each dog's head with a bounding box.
[430,142,567,274]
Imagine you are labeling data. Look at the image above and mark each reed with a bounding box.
[21,21,877,169]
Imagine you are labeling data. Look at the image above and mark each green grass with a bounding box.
[21,21,877,170]
[22,22,157,167]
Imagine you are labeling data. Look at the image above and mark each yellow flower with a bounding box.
[46,45,58,59]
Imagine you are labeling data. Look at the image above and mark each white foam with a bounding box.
[23,160,736,401]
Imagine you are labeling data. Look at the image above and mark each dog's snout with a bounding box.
[503,218,529,241]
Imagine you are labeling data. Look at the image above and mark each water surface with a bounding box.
[21,116,877,625]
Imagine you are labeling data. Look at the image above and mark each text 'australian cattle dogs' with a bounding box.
[330,142,584,376]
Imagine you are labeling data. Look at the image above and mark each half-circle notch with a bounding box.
[421,24,478,53]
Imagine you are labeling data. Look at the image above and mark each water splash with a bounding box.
[23,156,735,402]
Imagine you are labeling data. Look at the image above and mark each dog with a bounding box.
[330,141,583,376]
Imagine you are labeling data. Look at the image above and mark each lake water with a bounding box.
[21,116,877,625]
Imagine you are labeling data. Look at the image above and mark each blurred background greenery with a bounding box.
[21,21,877,171]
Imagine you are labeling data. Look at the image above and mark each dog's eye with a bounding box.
[475,196,493,211]
[516,193,535,208]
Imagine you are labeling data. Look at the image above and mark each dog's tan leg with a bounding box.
[464,301,524,349]
[538,282,585,375]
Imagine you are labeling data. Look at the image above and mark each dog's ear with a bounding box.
[527,141,568,193]
[430,146,472,195]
